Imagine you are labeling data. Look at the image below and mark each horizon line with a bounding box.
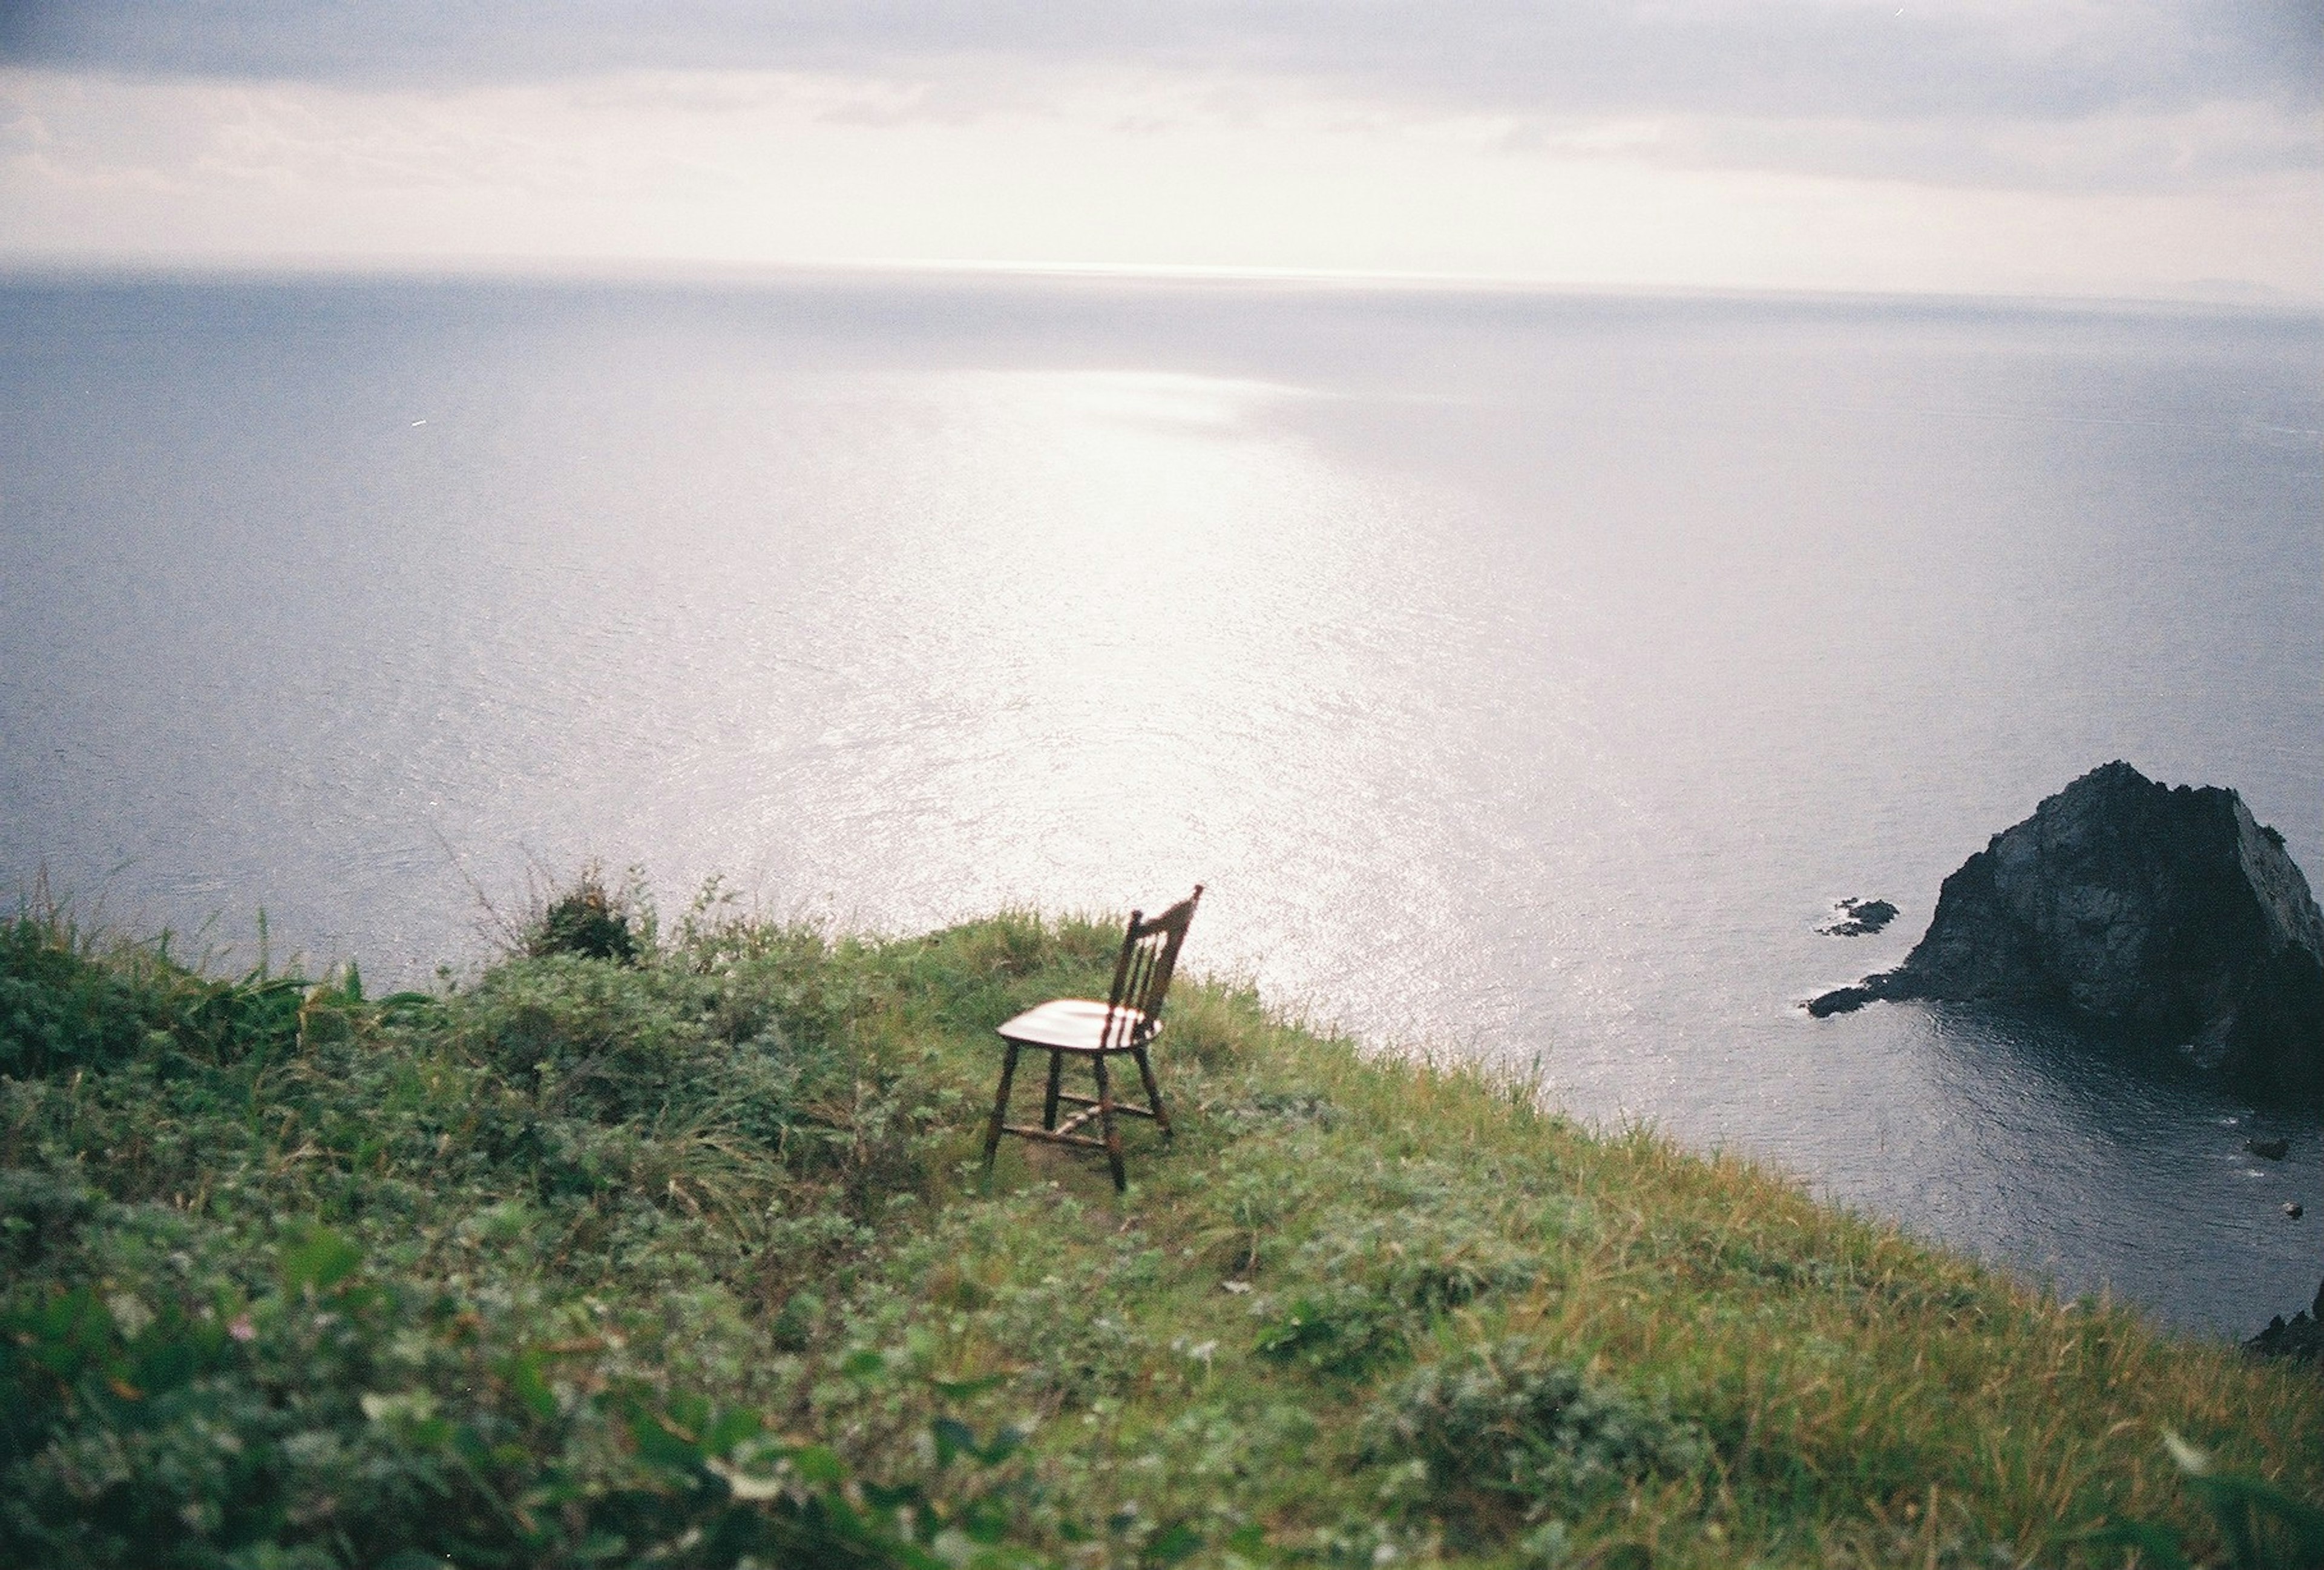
[1,249,2316,314]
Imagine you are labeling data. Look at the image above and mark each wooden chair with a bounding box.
[981,887,1202,1192]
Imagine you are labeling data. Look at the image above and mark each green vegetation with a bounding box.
[4,878,2320,1568]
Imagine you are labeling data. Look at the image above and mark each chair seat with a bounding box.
[996,998,1150,1054]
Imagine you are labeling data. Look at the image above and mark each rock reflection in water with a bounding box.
[1808,1000,2319,1335]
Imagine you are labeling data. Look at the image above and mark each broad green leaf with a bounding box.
[933,1416,979,1467]
[280,1226,363,1294]
[507,1351,557,1421]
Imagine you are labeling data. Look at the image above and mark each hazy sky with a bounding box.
[3,1,2318,298]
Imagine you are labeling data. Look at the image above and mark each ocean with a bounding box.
[2,270,2319,1334]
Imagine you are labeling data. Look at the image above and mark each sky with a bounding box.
[1,1,2319,300]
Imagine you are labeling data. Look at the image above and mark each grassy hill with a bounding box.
[4,878,2319,1568]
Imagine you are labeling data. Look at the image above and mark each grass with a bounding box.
[2,878,2320,1568]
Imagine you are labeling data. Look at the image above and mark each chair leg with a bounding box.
[1091,1052,1127,1193]
[1131,1046,1171,1141]
[1042,1049,1065,1131]
[982,1040,1021,1177]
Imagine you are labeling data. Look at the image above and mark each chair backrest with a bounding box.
[1103,885,1203,1051]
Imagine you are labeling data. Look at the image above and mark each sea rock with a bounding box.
[1809,762,2324,1104]
[1805,984,1883,1019]
[2245,1280,2324,1362]
[2247,1137,2291,1161]
[1819,898,1899,938]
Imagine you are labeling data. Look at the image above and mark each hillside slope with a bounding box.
[4,888,2319,1568]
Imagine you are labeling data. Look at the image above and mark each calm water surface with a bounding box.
[3,273,2319,1334]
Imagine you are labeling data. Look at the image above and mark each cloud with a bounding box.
[3,4,2316,294]
[5,1,2317,125]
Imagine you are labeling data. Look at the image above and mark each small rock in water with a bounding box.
[1818,897,1899,938]
[1805,982,1883,1018]
[2285,1203,2305,1220]
[2247,1137,2290,1160]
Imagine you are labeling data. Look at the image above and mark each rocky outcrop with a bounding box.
[1804,982,1882,1018]
[1810,763,2324,1104]
[2246,1279,2324,1363]
[1819,898,1898,938]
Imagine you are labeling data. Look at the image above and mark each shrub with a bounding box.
[1,915,166,1079]
[1253,1282,1406,1377]
[526,867,643,964]
[0,1168,99,1272]
[1246,1183,1541,1379]
[1362,1340,1705,1518]
[1,910,319,1080]
[451,953,711,1122]
[0,1214,1032,1569]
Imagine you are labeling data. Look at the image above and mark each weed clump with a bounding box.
[1253,1217,1540,1378]
[526,865,643,963]
[1,913,159,1077]
[1362,1339,1706,1519]
[1,907,323,1080]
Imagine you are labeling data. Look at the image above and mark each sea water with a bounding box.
[2,272,2319,1333]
